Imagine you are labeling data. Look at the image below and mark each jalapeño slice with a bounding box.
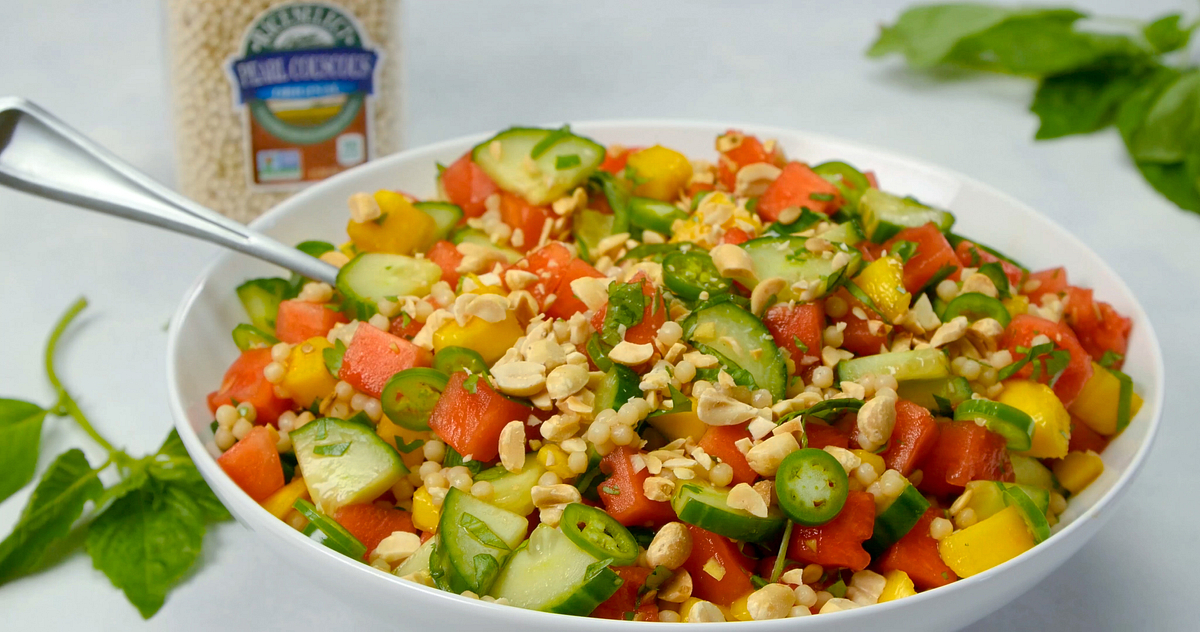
[381,368,449,431]
[775,448,850,526]
[662,251,731,301]
[560,502,639,566]
[954,399,1036,451]
[433,346,489,377]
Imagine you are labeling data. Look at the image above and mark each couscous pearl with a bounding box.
[936,279,959,302]
[423,439,446,463]
[235,402,256,423]
[271,342,291,362]
[610,423,635,446]
[263,361,286,384]
[709,463,734,487]
[363,398,383,421]
[823,326,844,348]
[811,366,834,389]
[214,427,236,451]
[215,404,239,427]
[231,418,254,440]
[350,392,371,412]
[470,481,494,500]
[335,380,355,400]
[801,564,824,585]
[418,461,442,477]
[538,472,561,486]
[587,420,611,445]
[929,517,953,540]
[824,295,848,319]
[568,451,589,473]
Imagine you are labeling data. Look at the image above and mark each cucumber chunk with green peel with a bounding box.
[394,535,437,578]
[682,301,787,400]
[450,228,523,263]
[864,483,930,556]
[815,220,866,247]
[471,126,606,205]
[593,364,640,412]
[336,253,443,320]
[473,457,546,516]
[741,236,862,302]
[859,188,955,243]
[836,348,951,384]
[487,524,623,615]
[232,323,278,351]
[573,208,614,264]
[437,487,528,595]
[291,417,407,514]
[896,376,972,412]
[672,481,786,542]
[1009,454,1058,490]
[413,201,464,242]
[236,277,291,335]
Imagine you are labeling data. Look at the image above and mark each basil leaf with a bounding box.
[1031,65,1155,140]
[324,339,347,377]
[1143,14,1193,55]
[976,262,1012,299]
[1136,160,1200,213]
[0,449,103,584]
[459,513,510,551]
[600,281,646,346]
[395,437,426,453]
[867,4,1029,67]
[945,13,1145,77]
[472,553,500,590]
[0,399,47,503]
[314,442,351,457]
[86,484,207,618]
[1127,70,1200,163]
[444,446,483,476]
[584,556,615,581]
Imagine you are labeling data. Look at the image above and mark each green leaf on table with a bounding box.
[1116,66,1183,145]
[0,449,102,584]
[1031,65,1156,139]
[1143,14,1193,55]
[0,398,48,503]
[147,430,230,523]
[86,482,207,619]
[1126,70,1200,164]
[945,14,1147,77]
[867,4,1036,67]
[1136,161,1200,213]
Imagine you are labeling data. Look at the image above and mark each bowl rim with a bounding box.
[166,119,1165,627]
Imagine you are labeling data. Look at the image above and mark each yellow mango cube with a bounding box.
[347,190,437,255]
[852,449,886,476]
[1069,362,1143,435]
[853,256,911,323]
[281,337,337,408]
[938,505,1035,577]
[412,486,440,533]
[626,145,693,201]
[1053,450,1104,494]
[537,444,574,479]
[877,569,917,603]
[649,400,707,442]
[376,415,431,470]
[433,311,523,365]
[1003,295,1029,320]
[261,476,310,520]
[998,380,1071,459]
[729,594,753,621]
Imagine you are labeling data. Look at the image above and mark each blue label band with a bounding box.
[232,47,378,102]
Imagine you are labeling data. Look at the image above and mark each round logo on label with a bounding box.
[229,2,379,147]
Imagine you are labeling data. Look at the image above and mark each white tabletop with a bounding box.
[1,1,1195,629]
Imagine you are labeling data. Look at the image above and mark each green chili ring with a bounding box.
[662,251,731,301]
[433,346,489,377]
[381,368,450,431]
[954,399,1035,451]
[560,502,640,566]
[775,448,850,526]
[940,292,1012,327]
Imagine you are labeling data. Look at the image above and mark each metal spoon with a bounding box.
[0,97,338,284]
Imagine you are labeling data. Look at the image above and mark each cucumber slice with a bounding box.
[232,323,278,351]
[291,417,408,514]
[471,127,605,205]
[859,188,955,243]
[336,253,443,320]
[573,208,614,264]
[1009,454,1057,490]
[413,201,464,242]
[473,457,546,516]
[450,228,523,264]
[682,301,788,400]
[488,524,623,615]
[236,277,291,335]
[896,376,972,413]
[837,348,951,384]
[437,487,528,594]
[741,236,863,302]
[672,480,786,542]
[629,197,687,235]
[816,220,865,247]
[394,534,437,578]
[863,484,930,556]
[593,364,640,412]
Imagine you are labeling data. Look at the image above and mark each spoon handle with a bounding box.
[0,97,338,285]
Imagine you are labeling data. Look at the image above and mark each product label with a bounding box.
[227,2,382,189]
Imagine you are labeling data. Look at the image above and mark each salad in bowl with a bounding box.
[201,125,1143,623]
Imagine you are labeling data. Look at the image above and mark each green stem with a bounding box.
[44,297,117,455]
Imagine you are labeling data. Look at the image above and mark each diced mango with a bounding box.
[432,311,523,365]
[647,400,707,442]
[998,380,1071,459]
[877,570,917,603]
[1053,450,1104,494]
[281,337,337,407]
[626,145,693,201]
[412,486,440,533]
[1069,362,1143,436]
[963,481,1008,522]
[853,256,911,323]
[347,190,437,255]
[376,415,431,470]
[1003,295,1029,320]
[729,594,753,621]
[852,449,886,476]
[261,476,310,519]
[537,444,574,479]
[938,505,1035,578]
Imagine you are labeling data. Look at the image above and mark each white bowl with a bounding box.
[167,121,1163,631]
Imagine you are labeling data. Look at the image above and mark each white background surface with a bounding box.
[0,1,1195,629]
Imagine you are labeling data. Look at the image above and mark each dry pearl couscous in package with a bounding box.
[166,0,401,222]
[207,125,1143,622]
